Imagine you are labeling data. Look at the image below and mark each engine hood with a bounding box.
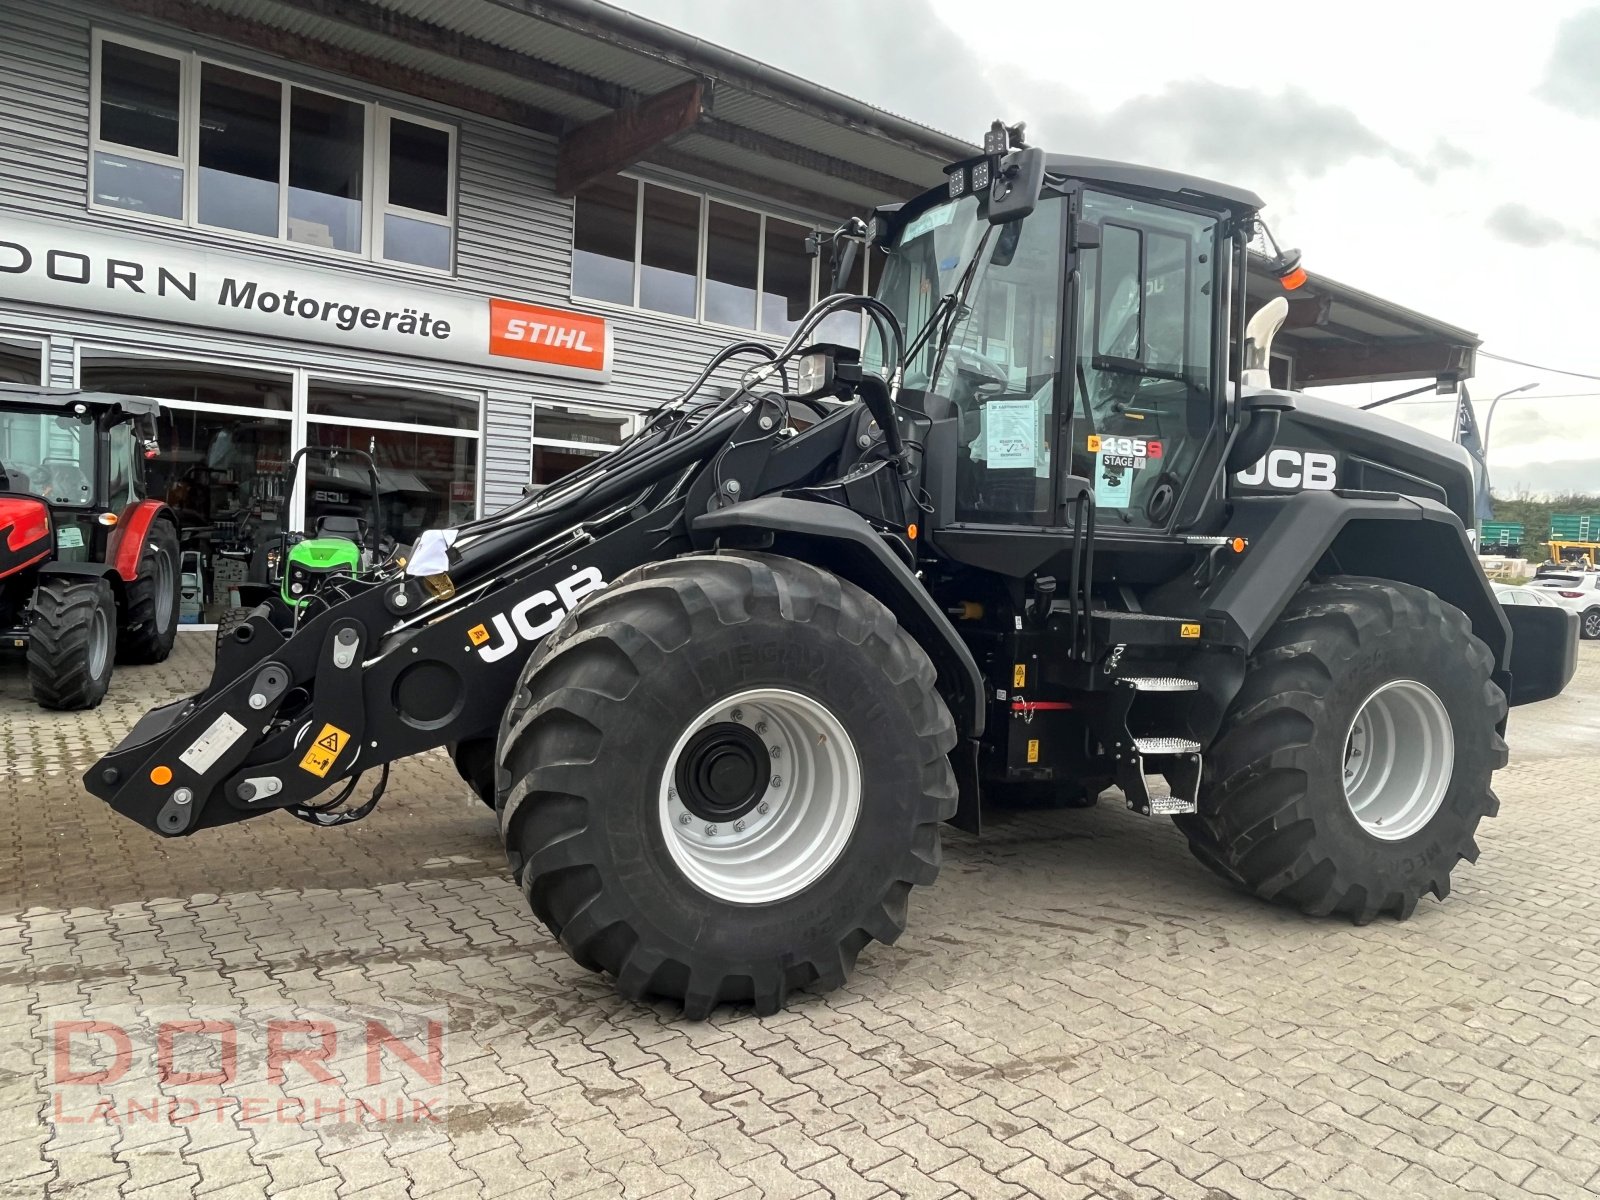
[1230,392,1476,527]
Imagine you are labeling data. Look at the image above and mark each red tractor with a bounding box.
[0,385,181,709]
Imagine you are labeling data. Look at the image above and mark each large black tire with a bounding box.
[1175,577,1507,923]
[214,605,254,653]
[118,518,180,664]
[28,575,117,711]
[497,553,958,1017]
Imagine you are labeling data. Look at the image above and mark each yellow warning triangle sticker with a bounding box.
[317,732,341,752]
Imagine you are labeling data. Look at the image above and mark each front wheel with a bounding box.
[1176,577,1506,923]
[497,553,957,1017]
[28,575,117,710]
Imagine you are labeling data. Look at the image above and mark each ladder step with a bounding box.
[1147,790,1197,816]
[1121,676,1200,692]
[1133,736,1202,755]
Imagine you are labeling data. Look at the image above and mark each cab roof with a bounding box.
[0,384,160,417]
[1043,154,1265,214]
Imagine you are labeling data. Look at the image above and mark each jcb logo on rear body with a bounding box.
[1234,449,1338,491]
[469,567,607,662]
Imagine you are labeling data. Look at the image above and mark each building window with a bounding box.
[531,402,632,487]
[572,174,839,333]
[306,380,481,540]
[0,336,45,385]
[79,352,294,622]
[378,113,455,269]
[90,32,455,271]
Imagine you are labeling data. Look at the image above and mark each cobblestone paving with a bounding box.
[3,634,1600,1199]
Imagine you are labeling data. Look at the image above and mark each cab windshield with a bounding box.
[0,408,94,505]
[874,186,1220,529]
[874,194,1064,524]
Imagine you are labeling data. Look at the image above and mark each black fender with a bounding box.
[693,496,986,741]
[1203,490,1521,704]
[38,560,120,582]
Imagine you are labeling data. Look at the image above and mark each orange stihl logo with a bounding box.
[488,299,607,371]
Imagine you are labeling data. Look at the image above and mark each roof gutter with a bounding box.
[490,0,977,163]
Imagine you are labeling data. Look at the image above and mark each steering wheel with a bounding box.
[41,461,91,503]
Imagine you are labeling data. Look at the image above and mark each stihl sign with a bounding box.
[488,300,608,373]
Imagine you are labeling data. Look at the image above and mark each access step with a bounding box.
[1112,737,1201,817]
[1120,676,1200,693]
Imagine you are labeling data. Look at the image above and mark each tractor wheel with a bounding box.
[1175,577,1506,923]
[28,575,117,711]
[1580,607,1600,640]
[449,738,496,809]
[214,606,254,653]
[117,519,180,664]
[497,553,957,1018]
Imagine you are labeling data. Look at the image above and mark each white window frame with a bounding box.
[531,400,636,466]
[89,31,454,275]
[373,108,458,272]
[303,373,485,525]
[0,331,48,385]
[89,31,189,225]
[571,173,837,337]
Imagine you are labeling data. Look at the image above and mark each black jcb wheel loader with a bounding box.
[86,125,1578,1017]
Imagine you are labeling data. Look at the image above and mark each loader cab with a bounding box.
[871,150,1262,561]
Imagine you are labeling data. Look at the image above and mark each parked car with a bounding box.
[1525,573,1600,639]
[1493,584,1563,608]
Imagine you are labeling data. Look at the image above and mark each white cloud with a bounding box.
[613,0,1600,470]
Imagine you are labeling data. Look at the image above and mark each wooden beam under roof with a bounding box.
[555,80,704,196]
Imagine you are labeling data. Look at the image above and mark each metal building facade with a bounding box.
[0,0,896,529]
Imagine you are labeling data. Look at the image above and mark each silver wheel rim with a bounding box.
[153,547,175,630]
[660,687,862,904]
[88,604,110,678]
[1343,679,1453,841]
[1586,611,1600,638]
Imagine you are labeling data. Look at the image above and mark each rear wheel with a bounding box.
[1175,577,1506,923]
[497,553,957,1017]
[28,576,117,711]
[118,518,180,664]
[1581,608,1600,640]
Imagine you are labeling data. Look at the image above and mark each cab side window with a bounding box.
[107,423,143,512]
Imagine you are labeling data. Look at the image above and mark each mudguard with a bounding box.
[107,499,175,582]
[38,560,119,580]
[1194,490,1583,709]
[693,495,986,740]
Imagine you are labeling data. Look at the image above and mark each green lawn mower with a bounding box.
[216,447,389,644]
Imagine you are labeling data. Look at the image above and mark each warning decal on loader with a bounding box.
[467,623,491,647]
[1013,664,1027,687]
[299,723,351,778]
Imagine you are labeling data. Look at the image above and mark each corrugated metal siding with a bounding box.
[0,0,823,509]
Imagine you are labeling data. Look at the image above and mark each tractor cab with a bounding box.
[868,130,1276,564]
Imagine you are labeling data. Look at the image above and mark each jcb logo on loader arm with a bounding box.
[468,567,607,662]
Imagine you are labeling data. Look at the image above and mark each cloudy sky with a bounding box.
[617,0,1600,494]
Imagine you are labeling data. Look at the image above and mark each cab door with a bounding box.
[1070,191,1222,530]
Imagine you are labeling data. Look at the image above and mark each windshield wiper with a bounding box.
[1091,355,1188,383]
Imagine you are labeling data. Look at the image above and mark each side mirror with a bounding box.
[829,239,861,294]
[985,146,1046,225]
